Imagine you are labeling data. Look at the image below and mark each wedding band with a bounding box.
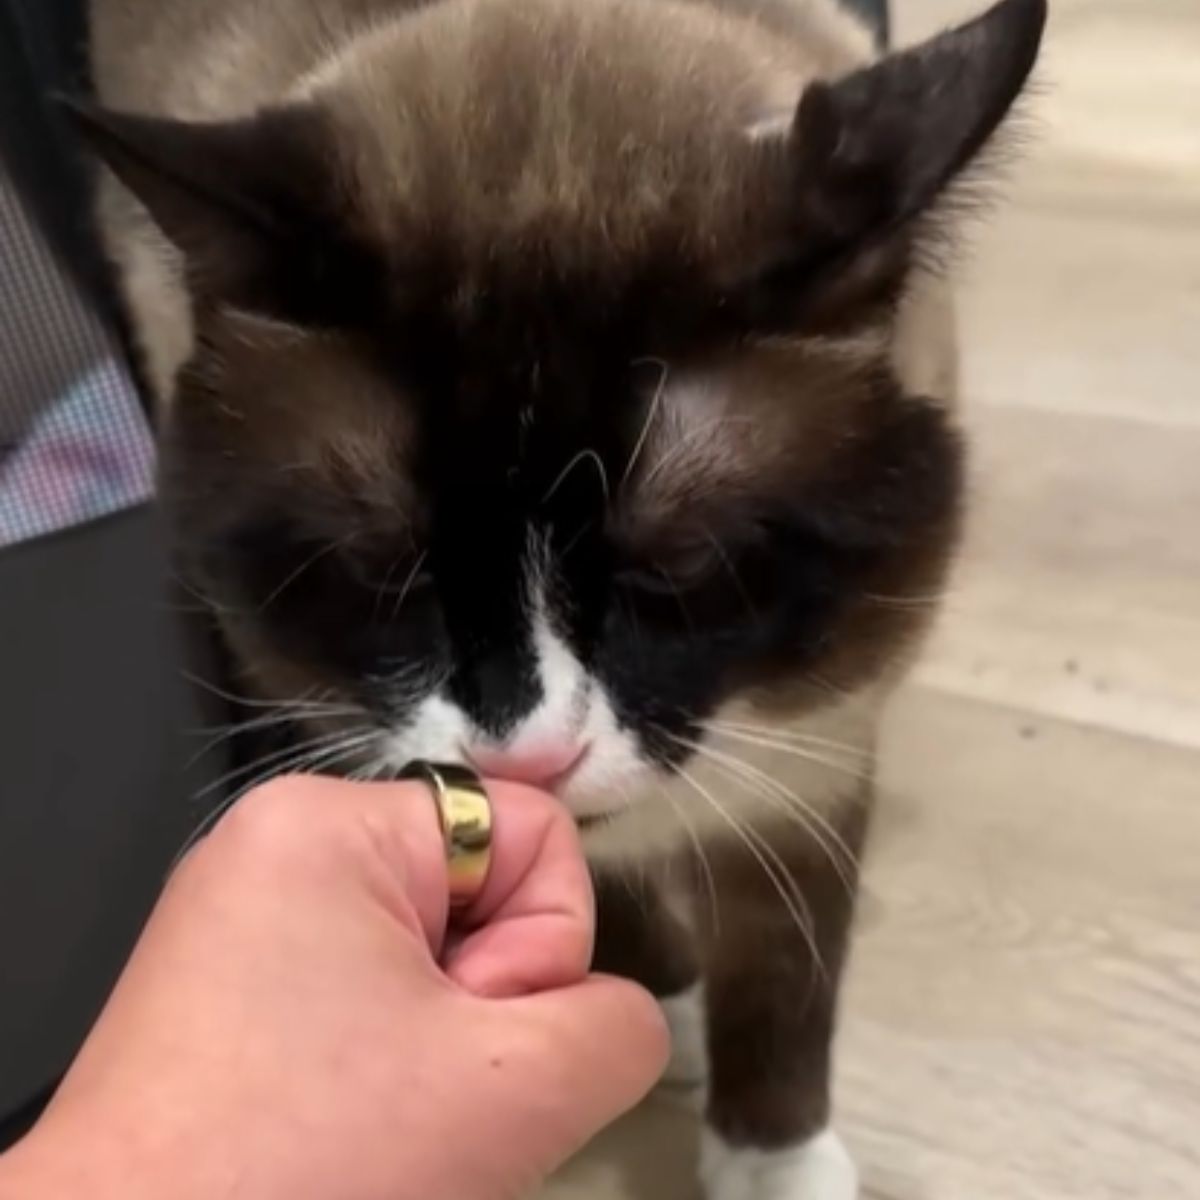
[400,761,493,910]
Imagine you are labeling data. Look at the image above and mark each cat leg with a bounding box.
[697,797,869,1200]
[659,981,707,1090]
[590,868,703,1092]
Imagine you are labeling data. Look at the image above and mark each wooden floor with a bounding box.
[547,2,1200,1197]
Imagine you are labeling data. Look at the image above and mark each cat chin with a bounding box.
[575,793,693,864]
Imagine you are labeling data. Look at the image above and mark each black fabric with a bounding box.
[0,507,232,1138]
[0,0,232,1137]
[0,1084,54,1151]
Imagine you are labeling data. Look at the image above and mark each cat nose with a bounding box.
[466,739,588,788]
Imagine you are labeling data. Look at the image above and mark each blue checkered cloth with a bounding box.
[0,157,154,548]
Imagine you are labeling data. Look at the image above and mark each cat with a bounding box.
[80,0,1045,1195]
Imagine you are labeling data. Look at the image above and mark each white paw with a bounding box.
[700,1128,858,1200]
[659,984,708,1089]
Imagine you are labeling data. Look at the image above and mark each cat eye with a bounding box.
[343,546,433,605]
[367,559,433,602]
[619,539,722,596]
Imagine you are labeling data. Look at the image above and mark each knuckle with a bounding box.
[221,775,326,859]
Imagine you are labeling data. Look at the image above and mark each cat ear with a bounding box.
[63,100,366,319]
[758,0,1046,315]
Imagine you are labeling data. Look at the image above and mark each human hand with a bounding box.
[0,775,667,1200]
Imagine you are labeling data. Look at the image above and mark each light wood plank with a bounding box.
[844,687,1200,1200]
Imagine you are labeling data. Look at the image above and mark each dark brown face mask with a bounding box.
[72,0,1039,771]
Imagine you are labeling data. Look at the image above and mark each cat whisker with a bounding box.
[640,415,756,491]
[187,685,343,729]
[185,702,360,765]
[670,733,858,896]
[371,551,408,621]
[621,357,668,485]
[699,718,872,761]
[235,730,376,803]
[700,715,868,753]
[801,670,858,705]
[657,566,695,633]
[690,751,855,882]
[367,657,439,689]
[257,537,348,612]
[669,761,826,984]
[167,571,239,617]
[653,775,720,937]
[703,529,759,623]
[699,726,874,784]
[619,868,644,909]
[543,447,610,505]
[608,783,659,916]
[347,756,394,784]
[860,589,959,611]
[181,671,349,713]
[559,517,600,561]
[389,550,429,623]
[710,761,857,899]
[192,725,369,803]
[172,728,378,873]
[618,588,646,655]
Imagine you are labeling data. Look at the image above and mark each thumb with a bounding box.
[445,780,594,998]
[482,974,670,1181]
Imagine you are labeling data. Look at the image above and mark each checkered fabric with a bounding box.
[0,157,154,548]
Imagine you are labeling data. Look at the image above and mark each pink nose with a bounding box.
[467,740,587,787]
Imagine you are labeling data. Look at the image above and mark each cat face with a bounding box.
[76,0,1044,838]
[165,289,960,825]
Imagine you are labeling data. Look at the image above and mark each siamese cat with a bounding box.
[81,0,1045,1194]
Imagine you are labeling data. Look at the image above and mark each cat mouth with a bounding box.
[574,802,633,833]
[575,811,613,830]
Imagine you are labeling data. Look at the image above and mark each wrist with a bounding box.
[0,1115,196,1200]
[0,1127,92,1200]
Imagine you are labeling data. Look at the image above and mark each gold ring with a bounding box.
[400,761,492,910]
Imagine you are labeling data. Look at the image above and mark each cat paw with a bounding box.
[659,984,707,1089]
[700,1128,859,1200]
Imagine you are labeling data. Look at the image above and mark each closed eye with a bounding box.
[356,550,432,601]
[618,539,722,596]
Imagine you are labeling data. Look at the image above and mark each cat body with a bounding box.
[84,0,1045,1194]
